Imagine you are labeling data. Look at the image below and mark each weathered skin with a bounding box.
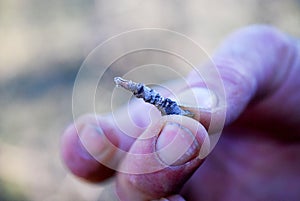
[61,25,300,201]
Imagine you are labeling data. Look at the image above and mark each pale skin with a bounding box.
[61,25,300,200]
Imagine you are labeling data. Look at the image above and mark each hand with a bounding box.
[61,25,300,200]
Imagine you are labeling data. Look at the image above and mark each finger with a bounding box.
[115,115,210,200]
[61,113,142,182]
[61,93,162,182]
[184,25,299,128]
[61,115,114,182]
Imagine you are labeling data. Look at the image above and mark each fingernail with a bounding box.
[156,122,200,166]
[79,124,107,157]
[176,87,218,109]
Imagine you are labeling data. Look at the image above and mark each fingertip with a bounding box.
[115,115,209,200]
[156,116,210,165]
[60,120,115,183]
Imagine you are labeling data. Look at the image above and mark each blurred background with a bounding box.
[0,0,299,200]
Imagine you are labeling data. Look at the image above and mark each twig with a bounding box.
[114,77,193,117]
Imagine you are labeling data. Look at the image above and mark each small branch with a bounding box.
[114,77,193,117]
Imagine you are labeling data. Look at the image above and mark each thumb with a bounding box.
[180,25,297,128]
[115,115,210,200]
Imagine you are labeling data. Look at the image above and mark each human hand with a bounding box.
[61,25,300,200]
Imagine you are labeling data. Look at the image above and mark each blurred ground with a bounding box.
[0,0,299,200]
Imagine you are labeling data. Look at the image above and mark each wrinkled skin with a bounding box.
[61,25,300,201]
